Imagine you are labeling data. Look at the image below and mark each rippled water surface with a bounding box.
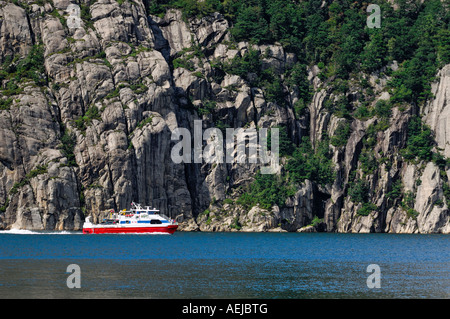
[0,231,448,298]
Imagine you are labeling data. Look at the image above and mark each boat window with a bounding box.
[150,219,162,224]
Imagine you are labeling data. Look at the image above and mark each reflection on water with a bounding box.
[0,232,448,298]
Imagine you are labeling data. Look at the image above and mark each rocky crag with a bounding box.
[0,0,449,233]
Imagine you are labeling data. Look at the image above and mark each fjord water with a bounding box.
[0,232,448,299]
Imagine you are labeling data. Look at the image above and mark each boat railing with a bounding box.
[159,214,172,221]
[106,205,172,220]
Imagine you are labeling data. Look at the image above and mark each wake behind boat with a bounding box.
[82,202,178,234]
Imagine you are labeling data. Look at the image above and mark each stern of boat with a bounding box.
[82,216,94,234]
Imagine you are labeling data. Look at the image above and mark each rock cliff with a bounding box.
[0,0,448,233]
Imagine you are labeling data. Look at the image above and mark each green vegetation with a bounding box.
[348,178,369,204]
[0,198,9,213]
[442,183,450,209]
[136,116,154,129]
[50,8,66,27]
[347,177,378,216]
[386,179,402,202]
[67,50,109,67]
[309,216,323,227]
[173,56,195,71]
[330,121,351,148]
[222,48,262,84]
[149,0,449,109]
[286,136,335,187]
[105,87,121,100]
[400,190,419,219]
[130,83,149,95]
[383,178,420,219]
[171,45,205,71]
[4,0,449,220]
[230,217,242,230]
[0,44,47,97]
[11,45,46,86]
[10,165,48,195]
[359,148,377,175]
[198,100,216,116]
[286,63,310,102]
[223,198,233,205]
[74,106,102,133]
[267,126,295,157]
[0,98,13,111]
[80,3,94,30]
[400,115,434,162]
[238,130,335,211]
[263,75,285,105]
[387,1,448,105]
[277,126,295,157]
[236,172,295,211]
[436,156,450,210]
[372,100,392,119]
[147,0,221,19]
[58,129,77,167]
[357,202,378,216]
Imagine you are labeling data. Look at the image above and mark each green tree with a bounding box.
[330,121,351,147]
[286,63,311,103]
[286,136,335,187]
[361,31,387,73]
[400,115,434,162]
[231,3,270,43]
[348,178,369,203]
[236,172,294,210]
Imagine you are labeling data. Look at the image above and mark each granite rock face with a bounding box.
[0,1,449,233]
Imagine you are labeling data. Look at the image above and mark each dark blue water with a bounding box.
[0,231,448,298]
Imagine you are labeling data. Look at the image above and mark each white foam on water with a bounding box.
[0,229,81,235]
[0,229,172,235]
[112,232,171,235]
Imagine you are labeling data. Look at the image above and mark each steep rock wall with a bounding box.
[0,1,448,233]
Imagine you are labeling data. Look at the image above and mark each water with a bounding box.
[0,231,448,299]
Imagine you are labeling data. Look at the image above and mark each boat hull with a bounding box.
[83,224,178,234]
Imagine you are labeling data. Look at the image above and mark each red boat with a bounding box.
[82,203,178,234]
